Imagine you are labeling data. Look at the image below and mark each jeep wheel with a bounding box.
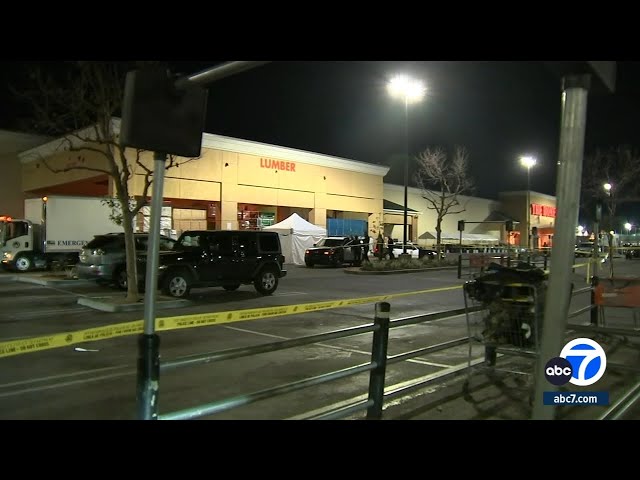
[162,271,192,298]
[14,255,33,272]
[254,268,279,295]
[223,284,240,291]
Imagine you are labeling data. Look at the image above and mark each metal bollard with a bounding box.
[366,302,391,420]
[590,276,599,326]
[137,334,160,420]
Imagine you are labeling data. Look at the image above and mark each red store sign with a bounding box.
[531,203,556,218]
[260,157,296,172]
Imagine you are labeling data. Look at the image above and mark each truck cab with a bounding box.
[1,218,51,271]
[2,218,35,270]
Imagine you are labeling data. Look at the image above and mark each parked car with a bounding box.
[77,233,176,289]
[575,242,596,257]
[136,230,287,298]
[623,243,640,259]
[304,236,360,267]
[390,242,446,260]
[391,243,421,259]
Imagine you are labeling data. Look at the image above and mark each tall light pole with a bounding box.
[387,74,426,255]
[519,155,537,249]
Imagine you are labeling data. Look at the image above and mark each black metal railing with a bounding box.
[155,304,481,420]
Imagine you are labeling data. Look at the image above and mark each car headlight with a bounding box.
[158,265,168,270]
[2,252,12,260]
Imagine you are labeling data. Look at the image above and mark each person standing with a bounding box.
[362,234,370,262]
[352,235,362,265]
[387,236,395,260]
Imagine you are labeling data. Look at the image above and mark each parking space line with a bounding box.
[0,365,130,390]
[222,325,453,368]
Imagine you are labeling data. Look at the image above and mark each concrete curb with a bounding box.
[344,266,459,275]
[0,274,17,283]
[77,296,191,313]
[17,276,92,286]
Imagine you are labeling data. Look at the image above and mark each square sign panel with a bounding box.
[120,68,208,158]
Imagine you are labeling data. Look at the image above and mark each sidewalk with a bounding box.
[0,269,190,312]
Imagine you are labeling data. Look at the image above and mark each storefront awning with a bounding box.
[383,199,418,213]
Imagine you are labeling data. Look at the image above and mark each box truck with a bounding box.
[1,195,123,272]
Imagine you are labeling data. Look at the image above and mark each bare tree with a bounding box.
[414,146,475,257]
[13,61,197,301]
[581,145,640,277]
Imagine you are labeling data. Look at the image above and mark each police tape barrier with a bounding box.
[0,285,463,359]
[0,320,143,359]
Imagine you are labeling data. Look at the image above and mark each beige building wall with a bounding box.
[384,183,502,247]
[22,148,111,192]
[17,127,389,232]
[0,153,25,218]
[0,130,50,217]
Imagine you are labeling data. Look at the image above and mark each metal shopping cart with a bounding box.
[462,262,548,404]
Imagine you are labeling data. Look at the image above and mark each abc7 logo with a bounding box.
[545,338,607,387]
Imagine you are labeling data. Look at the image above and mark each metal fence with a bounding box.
[139,277,639,420]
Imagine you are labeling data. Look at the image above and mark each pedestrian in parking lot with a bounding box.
[362,234,371,262]
[352,235,362,265]
[387,236,395,260]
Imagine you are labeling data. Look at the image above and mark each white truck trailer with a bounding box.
[1,195,123,272]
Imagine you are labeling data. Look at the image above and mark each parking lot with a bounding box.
[0,259,638,420]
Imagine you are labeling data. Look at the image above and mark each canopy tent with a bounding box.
[263,213,327,265]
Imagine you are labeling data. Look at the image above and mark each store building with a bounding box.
[382,185,557,249]
[0,130,51,218]
[10,121,557,249]
[383,184,509,247]
[16,119,389,238]
[498,191,557,248]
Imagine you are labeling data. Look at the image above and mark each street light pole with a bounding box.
[520,156,537,250]
[403,97,409,255]
[527,167,532,249]
[387,74,426,256]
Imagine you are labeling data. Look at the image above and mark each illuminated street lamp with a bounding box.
[519,155,537,249]
[604,182,612,195]
[625,222,632,234]
[387,74,426,255]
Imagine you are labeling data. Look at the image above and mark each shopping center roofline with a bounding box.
[499,190,557,201]
[17,118,391,177]
[384,182,501,204]
[0,129,51,156]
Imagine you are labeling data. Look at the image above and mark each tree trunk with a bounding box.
[435,218,443,260]
[120,207,139,302]
[607,232,615,278]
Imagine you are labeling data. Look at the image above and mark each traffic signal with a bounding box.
[458,220,465,232]
[506,220,514,232]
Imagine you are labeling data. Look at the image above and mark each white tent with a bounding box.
[264,213,327,265]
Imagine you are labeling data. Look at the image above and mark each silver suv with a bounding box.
[77,233,176,289]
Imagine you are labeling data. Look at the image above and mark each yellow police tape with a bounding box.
[0,284,463,359]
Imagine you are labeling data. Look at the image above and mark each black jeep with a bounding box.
[137,230,287,298]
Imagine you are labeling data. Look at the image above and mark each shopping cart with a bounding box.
[462,262,548,404]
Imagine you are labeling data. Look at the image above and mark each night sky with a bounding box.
[2,61,639,204]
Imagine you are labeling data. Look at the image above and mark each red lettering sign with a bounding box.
[260,158,296,172]
[531,203,556,218]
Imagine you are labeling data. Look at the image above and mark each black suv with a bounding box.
[137,230,287,298]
